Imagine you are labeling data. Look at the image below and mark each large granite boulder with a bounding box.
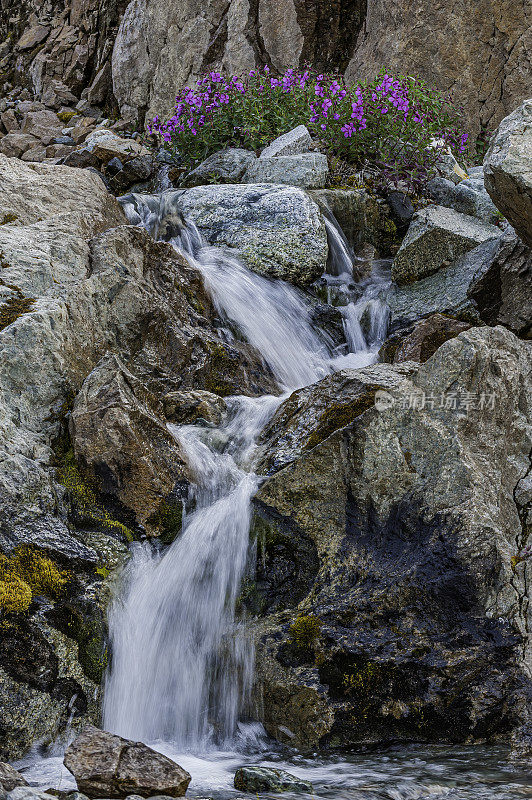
[169,184,329,286]
[249,327,532,751]
[388,232,532,339]
[391,205,500,285]
[64,726,191,798]
[484,99,532,246]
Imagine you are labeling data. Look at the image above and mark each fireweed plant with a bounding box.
[148,67,469,193]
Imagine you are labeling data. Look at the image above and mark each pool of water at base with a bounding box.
[15,738,532,800]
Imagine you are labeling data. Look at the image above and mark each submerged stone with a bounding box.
[234,766,313,793]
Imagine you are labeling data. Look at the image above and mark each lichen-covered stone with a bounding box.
[173,184,328,286]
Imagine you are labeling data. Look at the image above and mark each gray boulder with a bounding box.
[243,153,329,189]
[181,148,257,187]
[387,237,499,327]
[468,232,532,338]
[426,176,500,224]
[251,327,532,751]
[484,99,532,246]
[7,790,56,800]
[391,205,500,284]
[260,125,313,158]
[63,726,191,798]
[388,232,532,339]
[0,764,27,793]
[234,766,313,793]
[175,183,328,285]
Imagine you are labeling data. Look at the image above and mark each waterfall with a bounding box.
[103,193,390,750]
[103,395,281,746]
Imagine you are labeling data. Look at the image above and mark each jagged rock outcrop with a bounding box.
[0,0,128,112]
[2,0,529,137]
[248,327,532,750]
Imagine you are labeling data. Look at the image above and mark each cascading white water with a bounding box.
[103,395,281,746]
[103,193,389,751]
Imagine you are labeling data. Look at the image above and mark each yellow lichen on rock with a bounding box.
[0,547,70,613]
[0,574,32,613]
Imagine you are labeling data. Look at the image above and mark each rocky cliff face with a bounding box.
[1,0,530,135]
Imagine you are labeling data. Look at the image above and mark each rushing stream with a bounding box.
[16,193,530,800]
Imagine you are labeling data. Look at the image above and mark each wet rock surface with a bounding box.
[234,766,313,793]
[64,726,191,798]
[250,327,532,750]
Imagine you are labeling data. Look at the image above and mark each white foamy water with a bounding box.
[103,394,282,746]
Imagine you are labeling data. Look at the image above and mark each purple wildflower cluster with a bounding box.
[149,66,468,192]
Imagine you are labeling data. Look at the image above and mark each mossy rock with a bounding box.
[53,434,136,544]
[304,387,380,450]
[46,600,108,684]
[0,291,34,331]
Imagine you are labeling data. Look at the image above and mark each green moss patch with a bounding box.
[304,388,379,450]
[0,547,70,614]
[53,436,135,543]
